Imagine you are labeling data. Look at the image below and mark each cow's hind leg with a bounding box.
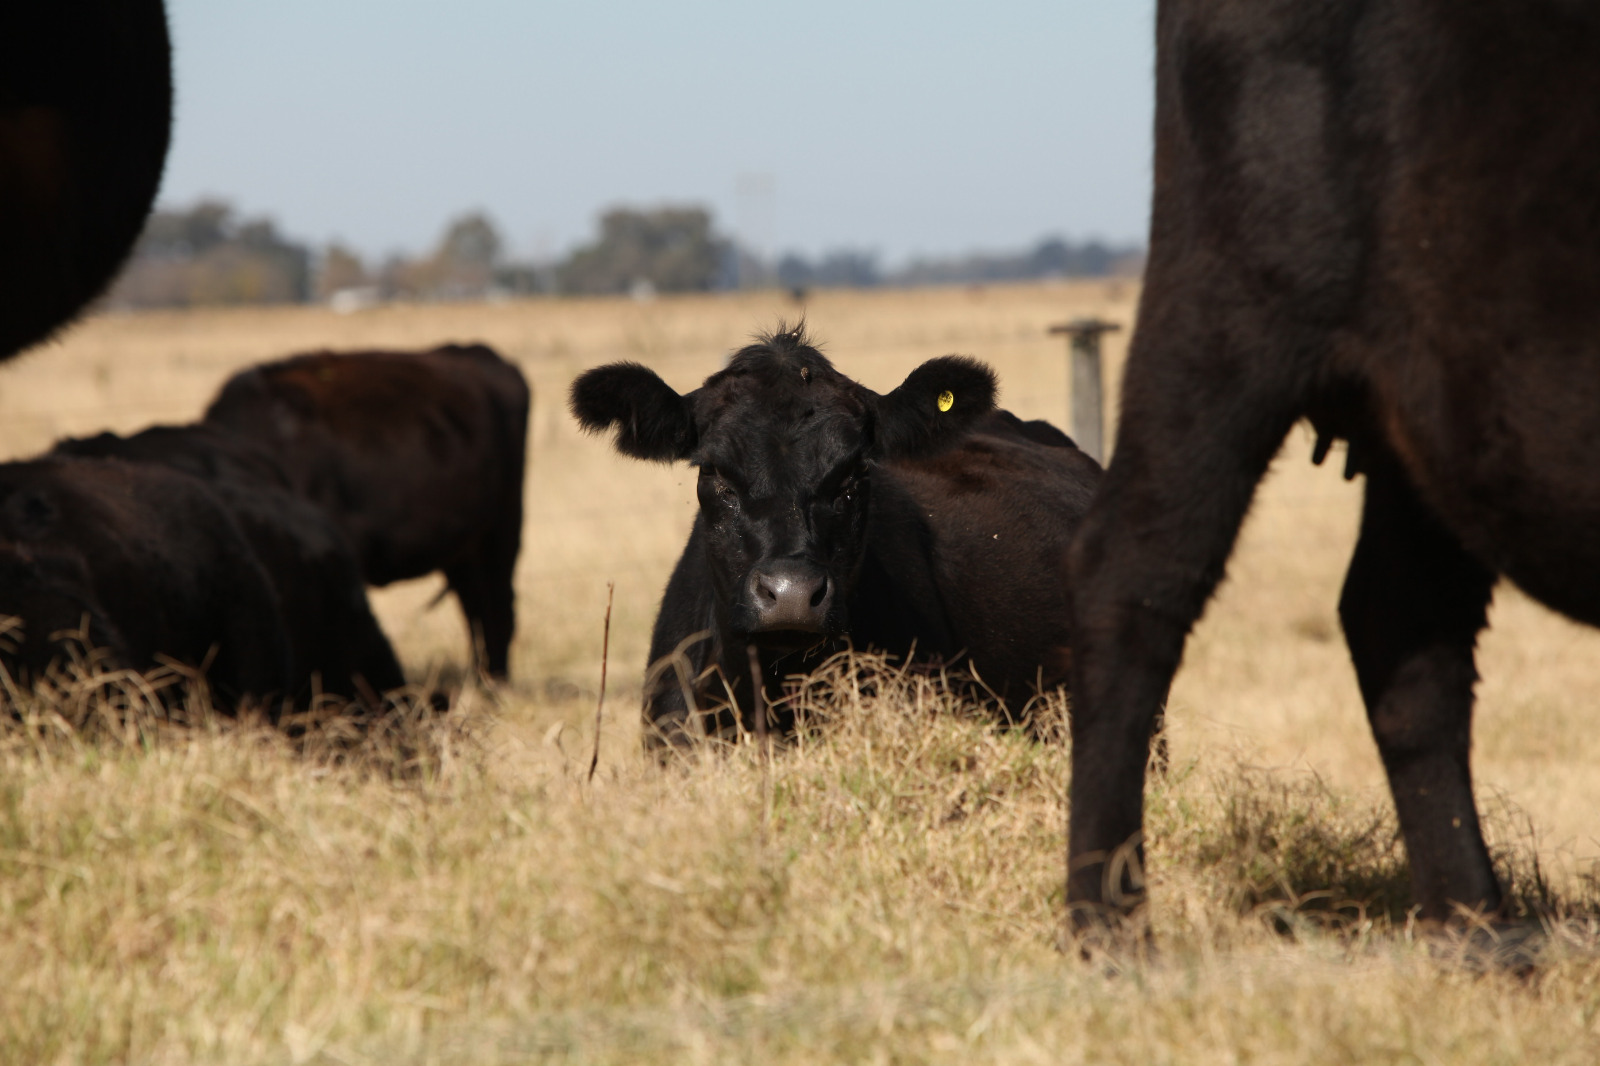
[445,538,518,681]
[1339,463,1499,920]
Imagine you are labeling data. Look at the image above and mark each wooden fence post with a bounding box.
[1047,317,1121,465]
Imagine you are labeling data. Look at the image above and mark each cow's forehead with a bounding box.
[691,354,868,487]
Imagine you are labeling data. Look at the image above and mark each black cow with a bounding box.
[1066,2,1600,926]
[200,345,531,679]
[0,543,127,682]
[53,425,406,705]
[2,3,171,359]
[0,456,292,708]
[571,329,1102,746]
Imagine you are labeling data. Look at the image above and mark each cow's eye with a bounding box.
[832,477,857,513]
[699,468,737,506]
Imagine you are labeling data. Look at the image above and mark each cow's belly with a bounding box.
[1385,354,1600,625]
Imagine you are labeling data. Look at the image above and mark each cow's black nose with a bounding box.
[748,561,832,632]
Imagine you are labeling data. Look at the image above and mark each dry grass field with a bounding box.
[3,281,1600,1063]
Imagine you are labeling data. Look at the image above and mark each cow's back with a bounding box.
[204,344,530,585]
[859,414,1101,698]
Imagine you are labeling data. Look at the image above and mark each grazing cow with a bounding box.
[201,345,531,679]
[1066,2,1600,926]
[570,329,1102,746]
[53,425,406,704]
[0,543,128,681]
[2,3,172,359]
[0,456,292,708]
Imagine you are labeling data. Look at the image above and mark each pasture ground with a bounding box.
[2,282,1599,1063]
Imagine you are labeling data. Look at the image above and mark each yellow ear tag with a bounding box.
[937,390,954,412]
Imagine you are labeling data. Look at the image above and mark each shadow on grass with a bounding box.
[1162,758,1599,939]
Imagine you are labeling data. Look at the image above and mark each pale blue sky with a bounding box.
[159,1,1156,265]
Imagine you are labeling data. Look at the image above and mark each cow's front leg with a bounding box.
[1339,461,1499,920]
[1065,324,1305,929]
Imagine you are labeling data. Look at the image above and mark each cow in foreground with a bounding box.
[2,3,171,360]
[1067,1,1600,927]
[53,425,406,705]
[201,345,530,679]
[571,329,1102,746]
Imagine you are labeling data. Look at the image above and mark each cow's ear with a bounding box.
[872,355,997,459]
[569,362,696,461]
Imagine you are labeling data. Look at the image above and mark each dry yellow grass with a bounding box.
[0,282,1598,1063]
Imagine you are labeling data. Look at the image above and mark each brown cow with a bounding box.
[201,345,531,679]
[1066,1,1600,927]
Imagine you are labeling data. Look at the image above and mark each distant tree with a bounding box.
[431,211,501,298]
[888,236,1143,287]
[374,253,422,300]
[492,262,547,296]
[136,199,231,259]
[232,218,311,300]
[317,243,368,301]
[437,213,501,270]
[776,249,881,290]
[106,201,313,308]
[815,251,880,288]
[559,206,726,295]
[380,211,507,301]
[775,253,811,290]
[1027,237,1117,277]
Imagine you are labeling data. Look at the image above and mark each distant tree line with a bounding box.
[890,237,1144,286]
[105,199,1141,311]
[106,201,312,308]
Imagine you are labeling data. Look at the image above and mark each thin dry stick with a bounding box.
[586,581,614,783]
[745,644,769,753]
[746,644,772,827]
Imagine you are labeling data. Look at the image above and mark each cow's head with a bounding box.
[571,327,996,645]
[0,543,125,680]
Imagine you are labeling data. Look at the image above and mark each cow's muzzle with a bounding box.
[746,559,833,635]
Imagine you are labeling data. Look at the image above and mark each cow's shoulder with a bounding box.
[882,411,1101,507]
